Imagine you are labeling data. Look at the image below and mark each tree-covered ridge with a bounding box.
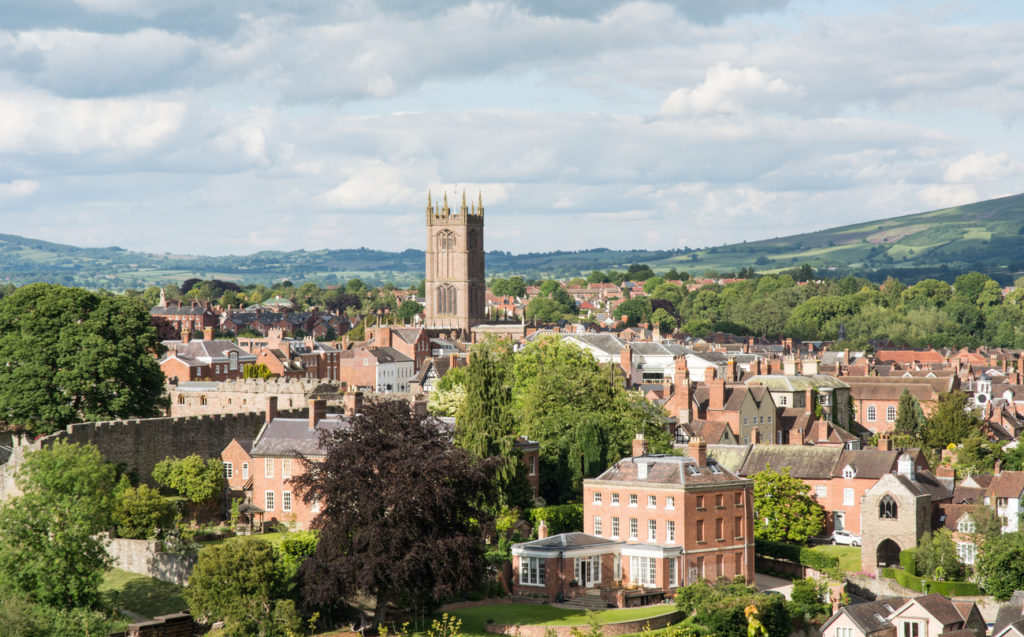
[1,191,1023,289]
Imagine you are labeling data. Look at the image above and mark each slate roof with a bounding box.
[706,444,752,474]
[249,415,352,458]
[746,374,851,391]
[517,532,618,550]
[738,445,843,479]
[833,449,900,479]
[823,597,907,634]
[565,333,626,356]
[893,470,952,502]
[908,593,970,627]
[151,304,210,316]
[368,347,413,364]
[161,339,257,362]
[992,591,1024,635]
[591,453,745,486]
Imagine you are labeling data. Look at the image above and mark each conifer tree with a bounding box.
[893,388,923,437]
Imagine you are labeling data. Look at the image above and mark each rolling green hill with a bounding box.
[1,193,1021,290]
[648,192,1024,283]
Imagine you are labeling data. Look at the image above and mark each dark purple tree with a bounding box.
[292,399,497,627]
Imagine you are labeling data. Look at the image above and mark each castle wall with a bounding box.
[167,378,343,417]
[1,408,303,501]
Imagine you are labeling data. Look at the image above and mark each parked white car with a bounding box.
[831,530,861,546]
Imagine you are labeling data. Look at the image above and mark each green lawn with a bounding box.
[809,545,861,572]
[99,569,188,619]
[443,603,677,636]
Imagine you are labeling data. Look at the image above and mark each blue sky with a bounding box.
[0,0,1020,255]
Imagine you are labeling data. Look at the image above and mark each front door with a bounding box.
[575,556,601,587]
[834,511,845,531]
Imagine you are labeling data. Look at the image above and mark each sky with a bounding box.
[0,0,1021,256]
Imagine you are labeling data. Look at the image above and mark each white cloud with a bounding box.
[0,179,39,197]
[918,184,981,210]
[659,62,800,117]
[944,151,1022,183]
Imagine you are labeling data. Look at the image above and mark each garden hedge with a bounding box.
[754,539,840,574]
[899,548,918,576]
[881,567,982,596]
[528,503,583,536]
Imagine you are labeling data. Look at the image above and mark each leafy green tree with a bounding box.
[923,391,980,448]
[915,529,964,581]
[752,466,825,543]
[152,455,225,505]
[955,434,1004,476]
[525,297,565,323]
[615,298,652,326]
[0,283,168,435]
[0,441,116,609]
[976,531,1024,600]
[651,308,677,333]
[185,537,301,637]
[953,272,995,305]
[290,399,497,627]
[491,276,527,297]
[243,363,275,379]
[113,483,176,539]
[893,389,925,437]
[346,278,367,295]
[456,349,533,509]
[788,578,828,621]
[396,300,424,323]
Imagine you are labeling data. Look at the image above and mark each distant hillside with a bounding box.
[648,192,1024,284]
[1,193,1021,290]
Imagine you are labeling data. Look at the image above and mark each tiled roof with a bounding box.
[706,444,752,473]
[835,598,907,634]
[833,449,899,478]
[249,415,352,457]
[591,453,745,486]
[992,591,1024,635]
[746,374,851,391]
[739,445,843,479]
[909,593,969,627]
[516,532,618,550]
[990,471,1024,498]
[369,347,413,364]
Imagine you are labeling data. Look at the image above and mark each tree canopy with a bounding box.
[290,399,497,627]
[152,455,225,505]
[0,441,116,609]
[0,283,168,435]
[924,391,980,448]
[752,466,825,543]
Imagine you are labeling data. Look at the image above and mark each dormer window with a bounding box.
[638,463,649,479]
[843,465,856,479]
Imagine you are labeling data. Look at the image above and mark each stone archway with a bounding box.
[876,538,901,568]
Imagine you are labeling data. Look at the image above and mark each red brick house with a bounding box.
[150,299,218,340]
[158,330,257,382]
[511,436,754,606]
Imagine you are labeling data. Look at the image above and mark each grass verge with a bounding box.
[99,568,188,619]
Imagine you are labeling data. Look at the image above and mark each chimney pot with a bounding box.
[309,398,327,430]
[343,391,363,416]
[632,433,647,458]
[266,396,278,424]
[688,436,707,466]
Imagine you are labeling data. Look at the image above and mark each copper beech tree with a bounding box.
[292,399,498,627]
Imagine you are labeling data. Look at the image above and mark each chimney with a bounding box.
[995,459,1002,476]
[688,436,707,467]
[632,433,648,458]
[203,327,214,341]
[803,358,819,375]
[805,388,816,415]
[265,396,278,424]
[878,433,891,451]
[449,353,458,370]
[842,349,850,365]
[620,346,632,383]
[704,366,717,383]
[709,378,726,412]
[537,519,548,540]
[789,428,804,446]
[784,357,797,375]
[727,359,736,382]
[817,419,829,443]
[750,427,759,444]
[653,325,661,341]
[309,398,327,430]
[829,582,844,615]
[181,328,191,344]
[343,391,363,416]
[785,337,793,354]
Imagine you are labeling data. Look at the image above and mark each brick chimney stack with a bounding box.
[878,432,891,451]
[203,327,214,341]
[309,398,327,430]
[817,419,829,443]
[688,436,707,467]
[632,433,648,458]
[727,358,736,382]
[709,376,726,412]
[538,519,548,539]
[343,391,363,416]
[265,396,278,424]
[805,388,816,415]
[620,346,633,384]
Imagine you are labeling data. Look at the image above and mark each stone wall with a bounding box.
[168,378,343,417]
[846,575,1002,622]
[107,538,198,588]
[485,610,682,637]
[109,612,196,637]
[1,408,303,500]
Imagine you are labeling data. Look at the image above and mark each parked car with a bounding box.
[831,530,861,546]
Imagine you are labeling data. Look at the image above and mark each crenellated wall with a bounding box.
[167,378,343,417]
[0,407,303,500]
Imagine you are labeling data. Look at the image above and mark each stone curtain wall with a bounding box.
[168,378,343,417]
[1,408,303,500]
[107,538,198,588]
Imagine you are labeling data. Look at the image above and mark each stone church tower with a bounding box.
[424,191,485,333]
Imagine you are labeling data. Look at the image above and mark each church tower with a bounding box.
[424,190,485,333]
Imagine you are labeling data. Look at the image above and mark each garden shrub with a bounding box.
[528,504,583,536]
[754,539,840,577]
[899,548,918,576]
